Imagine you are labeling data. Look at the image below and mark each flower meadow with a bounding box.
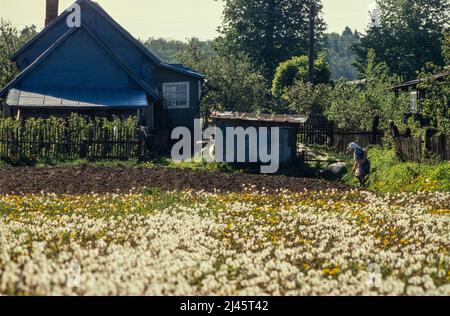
[0,187,449,296]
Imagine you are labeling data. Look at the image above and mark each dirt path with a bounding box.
[0,166,352,194]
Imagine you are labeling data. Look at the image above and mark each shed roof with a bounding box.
[211,112,309,125]
[6,88,148,108]
[392,69,449,92]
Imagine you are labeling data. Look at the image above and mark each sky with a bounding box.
[0,0,376,40]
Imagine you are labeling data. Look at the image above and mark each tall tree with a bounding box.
[354,0,449,80]
[142,37,214,63]
[326,27,361,80]
[443,29,450,65]
[0,20,37,90]
[178,38,271,116]
[326,50,406,131]
[219,0,325,78]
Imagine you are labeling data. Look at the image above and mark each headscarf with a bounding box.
[348,142,364,160]
[348,142,361,151]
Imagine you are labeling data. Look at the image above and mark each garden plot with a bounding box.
[0,166,350,194]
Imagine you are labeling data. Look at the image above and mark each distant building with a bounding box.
[392,68,449,116]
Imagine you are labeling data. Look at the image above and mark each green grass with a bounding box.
[0,157,148,169]
[0,160,8,168]
[149,156,238,173]
[362,147,450,193]
[303,145,450,193]
[0,156,238,173]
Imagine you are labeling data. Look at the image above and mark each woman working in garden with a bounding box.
[348,142,371,188]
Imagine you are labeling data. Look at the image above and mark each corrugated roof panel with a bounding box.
[129,93,147,106]
[6,89,148,108]
[19,91,45,106]
[5,89,20,106]
[211,111,309,124]
[44,95,62,106]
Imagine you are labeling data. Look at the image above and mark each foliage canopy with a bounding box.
[219,0,326,77]
[0,20,37,91]
[326,50,406,131]
[271,55,330,99]
[353,0,449,80]
[178,38,271,116]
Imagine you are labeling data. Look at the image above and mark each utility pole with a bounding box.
[308,1,316,84]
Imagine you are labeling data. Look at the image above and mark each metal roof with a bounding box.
[0,25,159,100]
[392,69,449,92]
[211,112,309,124]
[6,88,148,108]
[10,0,205,80]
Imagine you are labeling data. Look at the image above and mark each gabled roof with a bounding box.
[10,0,205,80]
[0,24,159,100]
[1,28,77,97]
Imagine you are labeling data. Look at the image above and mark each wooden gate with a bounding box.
[298,120,334,146]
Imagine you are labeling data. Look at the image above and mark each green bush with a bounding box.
[0,114,138,165]
[272,55,330,99]
[326,50,407,131]
[284,82,331,115]
[416,63,450,135]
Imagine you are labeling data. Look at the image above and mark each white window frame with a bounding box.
[410,90,418,113]
[162,82,190,109]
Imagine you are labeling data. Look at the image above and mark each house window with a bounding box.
[162,82,190,109]
[410,90,418,113]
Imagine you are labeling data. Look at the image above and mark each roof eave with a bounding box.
[159,63,205,80]
[88,0,163,65]
[10,105,148,109]
[392,71,449,91]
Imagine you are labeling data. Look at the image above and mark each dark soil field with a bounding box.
[0,166,352,194]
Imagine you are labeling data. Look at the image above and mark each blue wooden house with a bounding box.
[0,0,205,136]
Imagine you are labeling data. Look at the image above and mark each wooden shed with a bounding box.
[211,112,308,166]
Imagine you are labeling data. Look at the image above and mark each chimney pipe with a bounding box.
[45,0,59,26]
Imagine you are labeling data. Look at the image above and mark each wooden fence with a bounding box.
[393,134,450,162]
[298,118,384,153]
[0,124,143,162]
[333,130,384,153]
[298,120,334,147]
[299,119,450,162]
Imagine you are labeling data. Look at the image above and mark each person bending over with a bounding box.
[348,142,371,188]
